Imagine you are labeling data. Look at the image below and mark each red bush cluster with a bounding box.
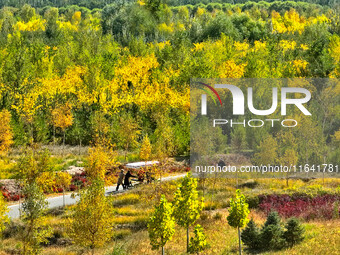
[1,186,23,202]
[70,174,88,190]
[259,193,340,220]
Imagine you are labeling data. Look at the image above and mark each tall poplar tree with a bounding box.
[148,195,175,255]
[227,189,250,255]
[173,173,204,252]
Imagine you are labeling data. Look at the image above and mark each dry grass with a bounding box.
[1,176,340,254]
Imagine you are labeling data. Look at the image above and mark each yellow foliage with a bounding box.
[158,23,174,34]
[272,10,306,34]
[0,110,13,156]
[272,9,329,35]
[310,14,330,24]
[36,171,56,193]
[0,159,15,179]
[68,181,115,250]
[72,11,81,24]
[57,21,78,32]
[300,44,309,51]
[86,145,117,181]
[279,40,297,52]
[176,22,185,31]
[219,60,246,78]
[253,40,267,52]
[39,66,85,103]
[52,103,73,131]
[292,59,308,74]
[140,135,152,161]
[12,90,41,124]
[55,171,72,189]
[196,7,205,17]
[108,55,188,112]
[16,18,46,31]
[192,42,205,52]
[334,129,340,142]
[234,41,249,57]
[329,35,340,63]
[157,40,171,50]
[0,193,9,237]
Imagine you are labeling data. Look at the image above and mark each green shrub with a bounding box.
[241,219,261,250]
[261,212,285,250]
[261,224,285,250]
[283,218,304,247]
[188,224,208,254]
[246,195,260,209]
[213,212,222,220]
[264,211,281,227]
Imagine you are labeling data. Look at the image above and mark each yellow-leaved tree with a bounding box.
[140,134,151,162]
[86,144,116,181]
[52,103,73,150]
[118,115,140,161]
[55,171,72,207]
[0,193,9,237]
[140,134,152,182]
[68,179,114,255]
[253,135,278,166]
[0,110,13,156]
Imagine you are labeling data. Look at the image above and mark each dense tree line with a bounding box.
[0,2,339,163]
[0,0,339,9]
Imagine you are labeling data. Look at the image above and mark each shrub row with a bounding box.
[241,211,304,252]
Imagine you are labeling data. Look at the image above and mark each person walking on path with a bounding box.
[116,169,125,191]
[124,170,136,189]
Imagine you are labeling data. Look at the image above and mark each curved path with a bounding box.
[7,173,186,219]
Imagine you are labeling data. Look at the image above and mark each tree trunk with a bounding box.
[238,226,242,255]
[79,138,82,155]
[125,144,129,161]
[63,130,66,155]
[53,125,56,146]
[162,246,164,255]
[187,226,189,253]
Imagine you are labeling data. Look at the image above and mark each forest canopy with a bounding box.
[0,0,339,164]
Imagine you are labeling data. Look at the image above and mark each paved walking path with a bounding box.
[7,173,187,219]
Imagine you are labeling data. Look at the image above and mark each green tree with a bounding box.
[282,148,298,186]
[118,115,140,160]
[148,195,175,255]
[283,218,304,247]
[253,135,278,166]
[21,182,52,255]
[261,211,285,250]
[241,219,261,251]
[188,224,208,254]
[227,189,250,255]
[173,173,204,252]
[0,193,9,237]
[69,180,115,255]
[231,125,247,153]
[16,149,53,185]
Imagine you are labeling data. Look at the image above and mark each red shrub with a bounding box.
[259,193,340,220]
